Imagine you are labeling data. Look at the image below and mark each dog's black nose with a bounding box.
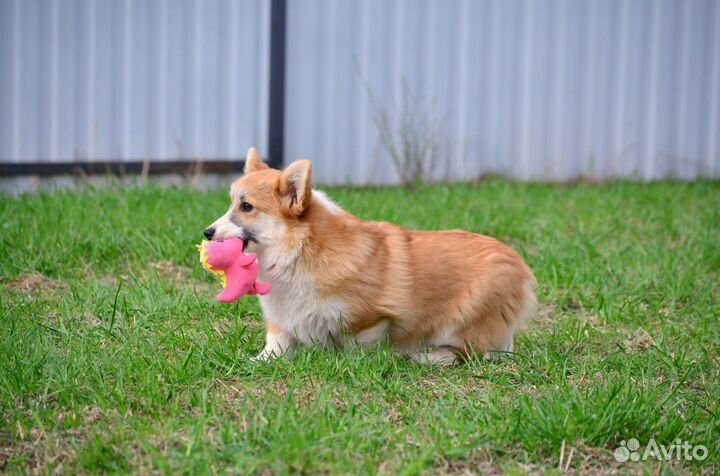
[203,227,215,240]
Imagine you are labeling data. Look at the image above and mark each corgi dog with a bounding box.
[204,148,537,365]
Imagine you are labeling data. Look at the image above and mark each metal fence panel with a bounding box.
[0,0,270,163]
[285,0,720,183]
[2,0,719,183]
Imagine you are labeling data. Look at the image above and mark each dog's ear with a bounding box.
[279,160,312,215]
[244,147,269,174]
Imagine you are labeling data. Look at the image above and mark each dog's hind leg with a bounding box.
[409,347,461,366]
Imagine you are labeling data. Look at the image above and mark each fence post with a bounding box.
[267,0,287,170]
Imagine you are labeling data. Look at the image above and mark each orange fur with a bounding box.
[207,148,537,364]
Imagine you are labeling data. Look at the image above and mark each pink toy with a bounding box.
[198,238,271,303]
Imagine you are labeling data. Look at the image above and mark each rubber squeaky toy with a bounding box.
[198,238,271,303]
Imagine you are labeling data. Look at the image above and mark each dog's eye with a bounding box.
[240,201,253,213]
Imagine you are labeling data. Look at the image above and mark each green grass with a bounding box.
[1,180,718,474]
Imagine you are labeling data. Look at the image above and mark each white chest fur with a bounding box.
[258,268,346,347]
[253,190,349,348]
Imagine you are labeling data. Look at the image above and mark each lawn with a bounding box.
[1,180,718,475]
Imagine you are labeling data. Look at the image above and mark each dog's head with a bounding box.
[203,148,312,257]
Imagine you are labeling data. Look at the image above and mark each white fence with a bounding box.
[286,0,720,183]
[1,0,719,184]
[0,0,269,163]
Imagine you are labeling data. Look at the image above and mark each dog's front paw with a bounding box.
[251,349,281,362]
